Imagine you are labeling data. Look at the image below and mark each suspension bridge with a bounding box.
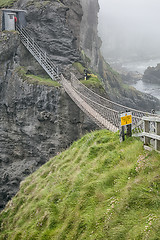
[17,26,159,135]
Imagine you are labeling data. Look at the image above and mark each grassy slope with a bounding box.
[0,130,160,240]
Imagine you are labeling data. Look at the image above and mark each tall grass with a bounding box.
[0,130,160,239]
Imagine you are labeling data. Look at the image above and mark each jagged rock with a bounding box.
[143,63,160,84]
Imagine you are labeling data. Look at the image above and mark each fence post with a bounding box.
[155,121,160,151]
[144,119,150,145]
[120,126,125,142]
[126,124,132,138]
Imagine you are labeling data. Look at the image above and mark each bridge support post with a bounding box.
[126,124,132,138]
[120,126,125,142]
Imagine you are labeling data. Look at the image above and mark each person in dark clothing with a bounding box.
[84,69,88,80]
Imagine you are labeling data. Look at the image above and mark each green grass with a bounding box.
[16,67,61,87]
[26,74,61,87]
[72,62,105,93]
[73,62,85,75]
[0,130,160,239]
[81,74,105,93]
[0,0,17,8]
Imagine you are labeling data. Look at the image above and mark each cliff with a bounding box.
[80,0,101,70]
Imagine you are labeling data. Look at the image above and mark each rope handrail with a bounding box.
[71,73,158,117]
[73,87,119,113]
[72,87,144,121]
[61,75,118,132]
[71,84,144,128]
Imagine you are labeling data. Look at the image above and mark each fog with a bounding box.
[98,0,160,64]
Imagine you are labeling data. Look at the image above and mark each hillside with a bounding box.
[0,130,160,240]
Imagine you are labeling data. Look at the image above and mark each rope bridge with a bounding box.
[61,73,157,133]
[17,27,158,133]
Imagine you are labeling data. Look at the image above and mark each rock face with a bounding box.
[15,0,82,68]
[80,0,101,70]
[143,64,160,84]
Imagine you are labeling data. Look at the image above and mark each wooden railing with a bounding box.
[142,116,160,151]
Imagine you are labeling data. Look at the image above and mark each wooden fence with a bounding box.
[142,116,160,151]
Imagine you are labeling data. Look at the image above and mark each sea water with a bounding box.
[132,80,160,100]
[121,59,160,100]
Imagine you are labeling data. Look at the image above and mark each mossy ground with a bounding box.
[73,62,85,75]
[26,74,61,87]
[16,67,61,88]
[72,62,105,93]
[0,130,160,240]
[81,74,105,94]
[0,0,17,8]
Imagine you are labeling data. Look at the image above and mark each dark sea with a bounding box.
[122,58,160,100]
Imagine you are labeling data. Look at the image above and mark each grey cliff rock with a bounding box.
[143,63,160,84]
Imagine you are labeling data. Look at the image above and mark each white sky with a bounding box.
[98,0,160,61]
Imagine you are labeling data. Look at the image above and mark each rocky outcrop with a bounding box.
[143,63,160,84]
[14,0,82,69]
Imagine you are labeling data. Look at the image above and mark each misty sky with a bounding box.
[98,0,160,62]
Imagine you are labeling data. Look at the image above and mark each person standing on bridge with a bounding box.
[84,69,88,80]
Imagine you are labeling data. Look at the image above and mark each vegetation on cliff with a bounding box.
[0,130,160,240]
[0,0,17,8]
[73,62,105,94]
[16,67,61,87]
